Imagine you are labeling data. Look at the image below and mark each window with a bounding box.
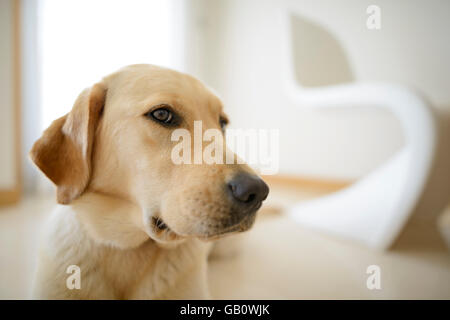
[40,0,177,129]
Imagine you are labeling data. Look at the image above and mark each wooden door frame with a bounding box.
[0,0,22,206]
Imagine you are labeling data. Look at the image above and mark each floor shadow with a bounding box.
[393,107,450,251]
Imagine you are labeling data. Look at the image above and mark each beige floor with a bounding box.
[0,186,449,299]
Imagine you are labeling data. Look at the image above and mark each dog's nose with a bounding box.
[228,173,269,205]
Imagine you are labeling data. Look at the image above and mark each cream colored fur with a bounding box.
[32,194,211,299]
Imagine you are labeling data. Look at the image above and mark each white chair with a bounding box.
[282,11,437,250]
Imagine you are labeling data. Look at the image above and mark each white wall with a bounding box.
[191,0,450,180]
[0,0,17,189]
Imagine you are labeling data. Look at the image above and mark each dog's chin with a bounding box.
[147,211,257,244]
[197,212,258,242]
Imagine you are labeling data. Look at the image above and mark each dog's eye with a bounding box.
[219,117,228,131]
[146,107,173,124]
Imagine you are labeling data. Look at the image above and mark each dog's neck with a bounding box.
[70,191,153,249]
[44,191,210,299]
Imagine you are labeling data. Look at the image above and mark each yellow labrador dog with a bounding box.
[30,64,269,299]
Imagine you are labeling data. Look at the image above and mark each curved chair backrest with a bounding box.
[289,13,354,87]
[281,10,437,249]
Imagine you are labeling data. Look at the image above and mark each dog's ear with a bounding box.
[30,82,107,204]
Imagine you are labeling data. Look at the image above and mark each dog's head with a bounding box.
[30,64,269,247]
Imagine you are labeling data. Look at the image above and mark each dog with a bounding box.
[30,64,269,299]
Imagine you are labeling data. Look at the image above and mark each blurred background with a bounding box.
[1,0,449,299]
